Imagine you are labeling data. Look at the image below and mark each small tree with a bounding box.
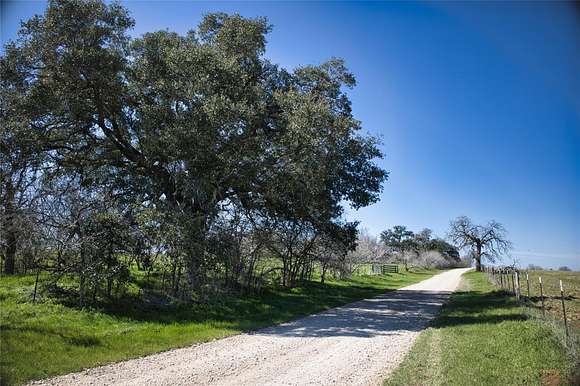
[315,223,358,283]
[380,225,414,249]
[447,216,512,271]
[380,225,416,270]
[351,229,386,263]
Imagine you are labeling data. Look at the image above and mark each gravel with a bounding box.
[32,268,470,386]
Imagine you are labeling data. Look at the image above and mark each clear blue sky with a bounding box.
[3,1,579,269]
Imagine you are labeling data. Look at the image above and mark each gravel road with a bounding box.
[33,268,470,386]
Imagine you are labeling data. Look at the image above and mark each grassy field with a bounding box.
[521,270,580,333]
[0,267,437,385]
[385,271,577,386]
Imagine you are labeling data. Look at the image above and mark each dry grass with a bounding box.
[520,270,580,333]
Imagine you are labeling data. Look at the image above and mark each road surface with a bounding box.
[33,268,471,386]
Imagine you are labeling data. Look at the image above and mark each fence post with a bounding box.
[33,268,40,303]
[511,271,516,294]
[526,271,530,300]
[539,276,545,317]
[515,271,520,301]
[560,280,569,340]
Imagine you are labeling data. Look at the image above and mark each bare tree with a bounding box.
[447,216,512,271]
[353,229,386,262]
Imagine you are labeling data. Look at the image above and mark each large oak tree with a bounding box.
[1,0,386,286]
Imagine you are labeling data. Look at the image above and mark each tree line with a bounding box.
[347,225,462,272]
[362,217,512,272]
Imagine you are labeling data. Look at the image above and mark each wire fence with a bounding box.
[482,265,578,351]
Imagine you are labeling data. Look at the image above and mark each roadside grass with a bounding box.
[0,267,437,385]
[385,271,577,386]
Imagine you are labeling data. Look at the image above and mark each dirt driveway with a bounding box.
[33,268,470,386]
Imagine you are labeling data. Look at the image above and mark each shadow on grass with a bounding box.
[255,287,531,339]
[87,279,406,327]
[434,314,527,327]
[431,288,527,329]
[26,280,528,340]
[527,295,577,302]
[1,325,103,347]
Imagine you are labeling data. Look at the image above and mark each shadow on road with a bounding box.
[253,290,453,338]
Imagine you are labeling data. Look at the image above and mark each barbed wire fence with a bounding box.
[482,265,578,355]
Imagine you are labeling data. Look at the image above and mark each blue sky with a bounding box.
[3,1,579,269]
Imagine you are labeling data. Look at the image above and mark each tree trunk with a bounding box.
[171,257,178,295]
[174,264,182,296]
[184,223,209,291]
[92,279,98,303]
[107,276,113,298]
[3,180,17,275]
[475,244,482,272]
[79,270,86,308]
[77,221,86,307]
[282,257,289,287]
[321,262,328,284]
[246,256,256,290]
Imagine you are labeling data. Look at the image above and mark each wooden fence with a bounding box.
[381,264,399,274]
[364,263,400,275]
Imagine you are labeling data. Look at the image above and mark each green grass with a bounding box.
[0,267,437,385]
[385,271,577,386]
